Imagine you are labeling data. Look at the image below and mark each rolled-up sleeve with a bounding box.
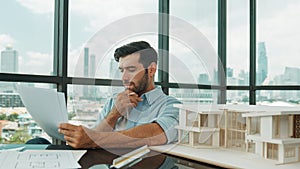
[94,98,115,127]
[155,97,181,144]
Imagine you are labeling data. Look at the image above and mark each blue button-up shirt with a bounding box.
[96,87,181,144]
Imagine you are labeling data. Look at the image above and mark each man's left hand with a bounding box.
[58,123,98,149]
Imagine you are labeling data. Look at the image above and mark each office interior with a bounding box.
[0,0,300,167]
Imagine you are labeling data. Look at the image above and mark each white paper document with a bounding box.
[17,85,68,141]
[0,150,82,169]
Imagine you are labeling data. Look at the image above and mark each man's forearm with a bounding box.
[94,106,121,132]
[91,123,168,148]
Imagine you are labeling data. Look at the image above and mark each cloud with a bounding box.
[225,1,300,77]
[258,1,300,76]
[0,34,15,51]
[19,51,52,75]
[16,0,54,14]
[14,0,299,80]
[70,0,156,32]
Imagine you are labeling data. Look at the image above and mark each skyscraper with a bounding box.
[83,47,89,97]
[1,45,18,73]
[83,47,89,77]
[88,54,97,97]
[83,48,97,98]
[227,67,233,78]
[109,58,123,94]
[83,48,96,78]
[283,67,300,84]
[198,73,210,84]
[0,45,19,93]
[257,42,268,85]
[109,58,120,79]
[89,54,96,77]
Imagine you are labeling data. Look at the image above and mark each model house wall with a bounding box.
[261,117,273,138]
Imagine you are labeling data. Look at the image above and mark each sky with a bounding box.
[0,0,300,84]
[227,0,300,78]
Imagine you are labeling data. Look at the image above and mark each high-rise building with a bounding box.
[83,48,96,78]
[257,42,268,85]
[83,48,98,98]
[89,54,96,77]
[1,45,18,73]
[109,58,120,79]
[109,58,123,94]
[198,73,210,84]
[83,47,89,77]
[227,68,233,78]
[0,45,19,93]
[280,67,300,100]
[88,54,97,97]
[83,47,89,97]
[283,67,300,84]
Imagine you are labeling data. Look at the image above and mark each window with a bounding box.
[0,0,54,75]
[267,143,278,160]
[227,90,249,104]
[1,0,300,145]
[0,82,55,144]
[273,116,280,138]
[169,88,218,104]
[227,0,249,85]
[68,0,158,79]
[257,0,300,85]
[170,0,218,85]
[256,90,300,105]
[67,84,124,127]
[249,117,261,135]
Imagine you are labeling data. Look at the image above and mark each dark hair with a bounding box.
[114,41,157,68]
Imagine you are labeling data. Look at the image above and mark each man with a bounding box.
[58,41,180,148]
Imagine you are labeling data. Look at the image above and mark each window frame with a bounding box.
[1,0,300,144]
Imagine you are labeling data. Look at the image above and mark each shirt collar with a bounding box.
[140,87,164,105]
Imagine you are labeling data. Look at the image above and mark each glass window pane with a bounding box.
[227,90,249,104]
[0,0,54,75]
[68,0,158,79]
[169,88,218,104]
[0,82,56,144]
[227,0,249,85]
[170,0,218,85]
[257,0,300,85]
[257,90,300,105]
[67,84,124,127]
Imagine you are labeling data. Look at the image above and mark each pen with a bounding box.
[110,145,150,169]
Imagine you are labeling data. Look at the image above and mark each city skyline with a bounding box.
[0,42,299,86]
[0,0,300,80]
[1,0,300,147]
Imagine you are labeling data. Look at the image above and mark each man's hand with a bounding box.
[114,90,143,117]
[58,123,98,149]
[93,90,143,132]
[59,122,167,148]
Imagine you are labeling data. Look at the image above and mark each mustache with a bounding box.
[123,81,134,86]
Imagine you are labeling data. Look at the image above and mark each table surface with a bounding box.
[150,144,300,169]
[0,144,222,169]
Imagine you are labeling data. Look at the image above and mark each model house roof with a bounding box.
[174,104,300,117]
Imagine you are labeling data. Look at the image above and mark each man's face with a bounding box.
[119,53,149,95]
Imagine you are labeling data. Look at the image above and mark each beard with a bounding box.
[130,72,149,95]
